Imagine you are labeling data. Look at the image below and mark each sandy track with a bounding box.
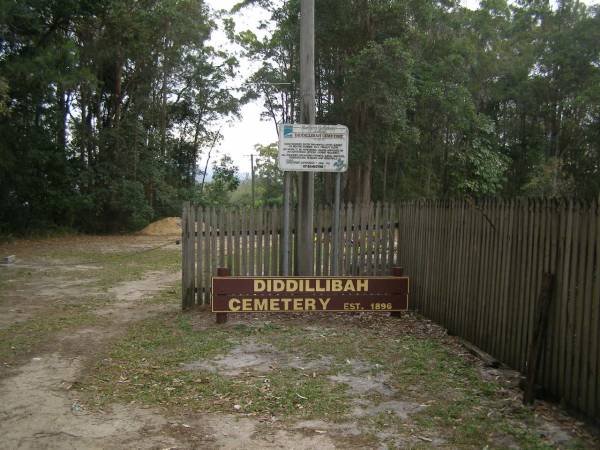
[0,250,187,449]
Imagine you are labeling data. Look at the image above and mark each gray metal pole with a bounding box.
[298,0,315,276]
[250,154,255,207]
[332,172,341,275]
[282,171,291,275]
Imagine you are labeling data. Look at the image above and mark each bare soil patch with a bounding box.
[138,217,181,236]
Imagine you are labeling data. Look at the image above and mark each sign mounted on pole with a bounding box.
[212,276,409,313]
[278,124,349,172]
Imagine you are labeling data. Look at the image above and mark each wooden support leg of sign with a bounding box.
[391,266,404,318]
[216,267,230,324]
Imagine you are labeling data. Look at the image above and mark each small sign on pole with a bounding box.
[278,124,349,172]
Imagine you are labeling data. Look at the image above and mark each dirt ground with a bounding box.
[0,235,598,449]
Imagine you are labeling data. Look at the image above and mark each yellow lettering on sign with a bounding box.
[357,279,368,292]
[281,298,292,310]
[242,298,252,311]
[332,279,343,291]
[315,279,325,292]
[255,298,268,311]
[229,298,241,311]
[270,298,280,311]
[319,298,331,309]
[344,280,355,291]
[305,298,316,310]
[273,279,285,292]
[293,298,303,311]
[286,279,298,292]
[254,279,266,292]
[305,280,314,292]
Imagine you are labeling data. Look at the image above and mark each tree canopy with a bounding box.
[238,0,600,204]
[1,0,599,234]
[0,0,240,233]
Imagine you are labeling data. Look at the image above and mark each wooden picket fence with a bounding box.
[181,202,401,308]
[181,198,600,422]
[395,198,600,422]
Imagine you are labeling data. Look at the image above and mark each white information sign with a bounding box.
[278,124,349,172]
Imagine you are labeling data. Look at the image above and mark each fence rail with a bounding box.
[181,199,600,422]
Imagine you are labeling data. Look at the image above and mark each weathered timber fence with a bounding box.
[394,199,599,423]
[182,199,600,422]
[181,201,401,308]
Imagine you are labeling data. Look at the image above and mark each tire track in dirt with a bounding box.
[0,270,186,450]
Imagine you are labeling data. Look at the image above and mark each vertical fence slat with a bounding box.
[375,203,382,275]
[249,208,255,276]
[323,206,331,276]
[590,199,600,418]
[482,200,498,351]
[386,203,394,272]
[557,200,575,400]
[507,200,524,368]
[565,201,582,408]
[234,208,241,276]
[344,203,352,275]
[205,208,213,304]
[196,206,203,305]
[264,207,271,276]
[272,206,279,275]
[577,201,594,412]
[181,202,191,309]
[315,205,323,276]
[350,203,358,274]
[217,209,224,268]
[253,207,260,275]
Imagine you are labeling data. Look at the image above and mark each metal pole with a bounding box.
[332,172,341,275]
[282,171,291,275]
[298,0,315,276]
[250,154,255,207]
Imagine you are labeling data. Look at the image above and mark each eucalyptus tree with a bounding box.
[0,0,241,233]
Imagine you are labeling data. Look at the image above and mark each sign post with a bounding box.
[215,267,230,324]
[298,0,316,277]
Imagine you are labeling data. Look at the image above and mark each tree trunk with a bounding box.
[56,87,68,153]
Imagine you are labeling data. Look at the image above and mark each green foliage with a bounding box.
[254,143,283,205]
[0,0,240,234]
[237,0,600,203]
[2,0,599,230]
[203,155,241,206]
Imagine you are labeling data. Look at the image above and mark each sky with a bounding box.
[204,0,274,177]
[204,0,598,177]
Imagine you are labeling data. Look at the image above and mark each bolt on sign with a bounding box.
[278,124,349,172]
[212,277,409,313]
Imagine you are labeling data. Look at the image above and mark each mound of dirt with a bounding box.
[138,217,181,236]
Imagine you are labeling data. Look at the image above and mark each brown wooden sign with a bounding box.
[211,276,409,313]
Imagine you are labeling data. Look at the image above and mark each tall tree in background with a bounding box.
[237,0,600,204]
[0,0,240,233]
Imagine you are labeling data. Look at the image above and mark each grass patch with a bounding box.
[80,301,585,449]
[0,245,180,365]
[34,247,181,289]
[0,305,102,364]
[82,313,349,419]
